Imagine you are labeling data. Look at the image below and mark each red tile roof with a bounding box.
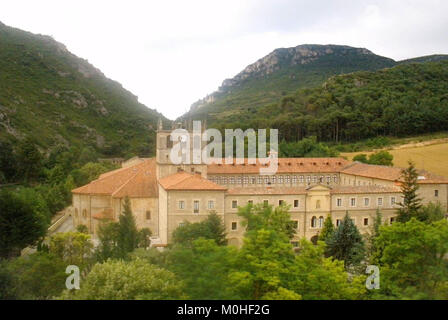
[159,171,227,191]
[207,158,350,174]
[72,159,158,198]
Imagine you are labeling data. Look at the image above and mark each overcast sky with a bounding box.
[1,0,448,119]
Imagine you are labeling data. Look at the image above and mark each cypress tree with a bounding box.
[117,196,139,257]
[397,161,422,223]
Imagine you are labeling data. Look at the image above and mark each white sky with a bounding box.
[1,0,448,119]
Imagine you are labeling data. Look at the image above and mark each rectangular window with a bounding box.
[285,176,291,184]
[390,217,395,224]
[364,198,370,207]
[336,219,342,227]
[258,176,263,184]
[208,200,214,210]
[146,210,151,220]
[326,176,331,184]
[435,190,439,197]
[236,176,242,184]
[232,200,238,209]
[179,222,185,227]
[179,201,185,210]
[279,200,285,206]
[248,200,254,205]
[364,218,369,226]
[337,198,342,207]
[350,198,356,207]
[264,176,269,184]
[333,175,338,183]
[293,175,299,184]
[231,222,237,231]
[271,176,276,184]
[378,198,383,206]
[307,176,311,184]
[263,200,269,207]
[229,177,235,184]
[292,220,299,229]
[243,176,249,184]
[222,177,227,184]
[312,176,317,183]
[193,201,200,214]
[391,197,396,205]
[294,200,299,208]
[291,241,299,248]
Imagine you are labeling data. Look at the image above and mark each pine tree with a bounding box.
[326,212,365,269]
[117,196,139,257]
[397,161,422,223]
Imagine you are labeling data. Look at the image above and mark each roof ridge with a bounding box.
[111,165,144,197]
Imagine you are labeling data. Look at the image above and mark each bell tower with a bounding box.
[155,119,208,179]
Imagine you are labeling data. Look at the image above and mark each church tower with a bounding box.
[156,119,208,179]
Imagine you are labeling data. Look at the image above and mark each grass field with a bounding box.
[342,142,448,177]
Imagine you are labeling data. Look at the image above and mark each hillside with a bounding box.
[0,22,168,157]
[182,44,397,121]
[182,45,448,127]
[192,60,448,145]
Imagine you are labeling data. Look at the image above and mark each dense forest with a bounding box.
[206,60,448,144]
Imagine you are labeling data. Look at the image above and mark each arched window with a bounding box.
[319,216,324,228]
[316,200,321,209]
[311,216,317,228]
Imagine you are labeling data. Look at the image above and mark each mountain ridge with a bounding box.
[184,44,448,120]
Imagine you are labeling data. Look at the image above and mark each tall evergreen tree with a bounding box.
[397,161,422,223]
[117,197,139,257]
[366,209,382,262]
[326,212,365,269]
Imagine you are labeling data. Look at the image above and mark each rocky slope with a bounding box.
[0,22,168,157]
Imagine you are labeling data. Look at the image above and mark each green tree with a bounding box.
[319,214,335,243]
[49,232,93,267]
[0,190,48,258]
[0,141,17,182]
[372,219,448,299]
[138,228,152,248]
[166,239,239,299]
[16,138,43,182]
[237,203,296,239]
[117,196,139,257]
[367,151,394,166]
[6,252,67,299]
[76,224,89,234]
[397,161,422,222]
[290,240,367,300]
[61,258,185,300]
[353,154,369,164]
[95,221,120,262]
[416,202,445,223]
[230,228,296,299]
[172,212,227,246]
[326,213,365,270]
[366,209,383,262]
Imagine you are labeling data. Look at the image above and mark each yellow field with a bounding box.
[342,143,448,177]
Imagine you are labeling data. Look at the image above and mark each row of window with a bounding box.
[231,199,300,209]
[310,216,396,228]
[336,196,397,208]
[210,175,338,185]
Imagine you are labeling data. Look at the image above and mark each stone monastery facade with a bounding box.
[71,122,448,247]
